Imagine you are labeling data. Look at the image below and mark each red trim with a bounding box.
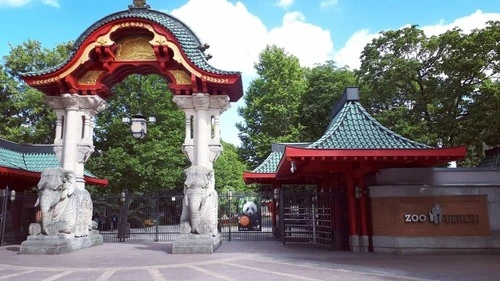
[242,172,276,184]
[243,146,467,184]
[284,146,467,158]
[84,176,108,186]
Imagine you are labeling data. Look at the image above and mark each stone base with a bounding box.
[19,230,103,255]
[172,233,222,254]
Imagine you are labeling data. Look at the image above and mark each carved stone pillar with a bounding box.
[45,94,108,190]
[173,94,230,168]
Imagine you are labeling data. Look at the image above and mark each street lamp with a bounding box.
[122,113,156,139]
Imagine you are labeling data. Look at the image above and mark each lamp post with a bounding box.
[228,190,232,242]
[122,113,156,139]
[118,189,128,242]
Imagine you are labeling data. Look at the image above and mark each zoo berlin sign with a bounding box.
[404,204,480,224]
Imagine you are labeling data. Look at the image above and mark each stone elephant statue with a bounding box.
[34,168,93,237]
[179,166,218,236]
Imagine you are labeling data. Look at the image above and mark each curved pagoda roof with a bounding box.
[0,139,107,187]
[243,87,466,184]
[21,3,243,101]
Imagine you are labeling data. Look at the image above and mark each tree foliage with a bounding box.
[357,22,500,165]
[237,45,307,168]
[86,74,188,194]
[214,141,248,194]
[299,61,357,141]
[1,40,72,144]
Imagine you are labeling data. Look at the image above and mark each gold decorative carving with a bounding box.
[32,77,59,85]
[201,75,230,84]
[169,70,192,85]
[116,36,156,61]
[78,70,103,85]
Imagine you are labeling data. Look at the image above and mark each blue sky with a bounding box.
[1,0,499,146]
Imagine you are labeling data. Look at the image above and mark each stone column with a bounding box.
[193,94,210,167]
[173,94,230,168]
[45,94,108,190]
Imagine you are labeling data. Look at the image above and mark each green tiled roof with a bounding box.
[22,7,238,77]
[0,139,95,177]
[253,151,283,173]
[308,101,429,149]
[251,87,430,174]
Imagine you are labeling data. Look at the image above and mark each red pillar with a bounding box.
[359,173,368,236]
[346,167,357,237]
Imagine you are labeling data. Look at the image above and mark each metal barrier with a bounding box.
[92,193,184,242]
[279,190,349,250]
[92,192,279,243]
[0,190,37,246]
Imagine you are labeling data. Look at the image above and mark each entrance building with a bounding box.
[244,87,500,253]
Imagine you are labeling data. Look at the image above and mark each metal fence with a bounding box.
[0,190,346,249]
[0,189,37,246]
[93,193,184,242]
[93,192,279,243]
[218,192,277,242]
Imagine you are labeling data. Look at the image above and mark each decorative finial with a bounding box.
[129,0,150,10]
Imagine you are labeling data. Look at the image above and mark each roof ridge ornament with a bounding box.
[129,0,150,10]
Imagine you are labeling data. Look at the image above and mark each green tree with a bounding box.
[357,22,500,165]
[214,141,249,194]
[300,61,357,141]
[237,45,307,168]
[1,40,72,144]
[86,74,188,194]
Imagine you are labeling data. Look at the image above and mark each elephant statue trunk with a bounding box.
[179,166,219,236]
[32,168,94,237]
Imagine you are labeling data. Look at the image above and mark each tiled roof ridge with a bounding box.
[354,101,431,149]
[253,151,283,173]
[308,102,349,148]
[21,9,238,77]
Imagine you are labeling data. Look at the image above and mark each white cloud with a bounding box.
[333,9,500,70]
[333,29,376,70]
[276,0,293,9]
[320,0,338,9]
[269,11,333,67]
[0,0,59,7]
[422,9,500,36]
[170,0,334,145]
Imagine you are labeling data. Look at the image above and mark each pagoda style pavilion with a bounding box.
[244,87,467,252]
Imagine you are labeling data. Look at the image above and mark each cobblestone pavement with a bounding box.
[0,241,499,281]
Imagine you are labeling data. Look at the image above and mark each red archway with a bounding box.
[21,6,243,101]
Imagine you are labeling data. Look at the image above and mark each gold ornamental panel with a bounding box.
[78,70,104,85]
[115,36,156,61]
[169,70,192,85]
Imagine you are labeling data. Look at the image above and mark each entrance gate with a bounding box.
[279,191,349,250]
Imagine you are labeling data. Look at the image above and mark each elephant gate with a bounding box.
[19,2,243,252]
